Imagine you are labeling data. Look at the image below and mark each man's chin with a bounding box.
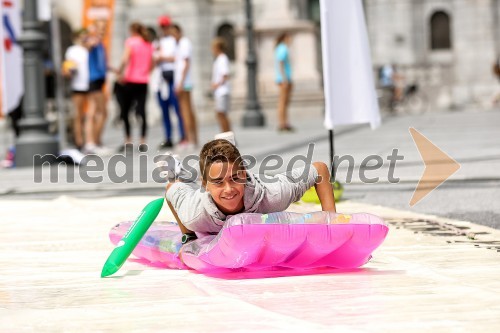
[219,198,243,214]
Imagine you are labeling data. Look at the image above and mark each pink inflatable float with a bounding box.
[109,211,389,273]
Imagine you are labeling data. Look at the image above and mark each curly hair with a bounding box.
[199,139,244,183]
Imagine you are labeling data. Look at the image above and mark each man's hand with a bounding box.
[175,85,183,96]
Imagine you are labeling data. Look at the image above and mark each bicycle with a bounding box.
[378,83,430,115]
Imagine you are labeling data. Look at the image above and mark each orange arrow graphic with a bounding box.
[409,128,461,207]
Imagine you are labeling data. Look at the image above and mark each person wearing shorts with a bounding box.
[86,24,108,152]
[211,37,231,132]
[275,32,294,132]
[64,29,90,150]
[172,24,198,148]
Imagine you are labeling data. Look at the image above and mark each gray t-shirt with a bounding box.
[165,165,319,233]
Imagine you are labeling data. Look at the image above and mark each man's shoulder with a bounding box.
[215,54,228,64]
[168,181,201,193]
[90,42,105,54]
[126,37,139,46]
[66,45,77,55]
[275,44,288,57]
[220,54,230,65]
[160,36,176,45]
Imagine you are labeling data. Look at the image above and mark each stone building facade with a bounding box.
[53,0,500,115]
[364,0,500,111]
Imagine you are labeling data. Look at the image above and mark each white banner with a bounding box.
[320,0,380,129]
[0,0,23,115]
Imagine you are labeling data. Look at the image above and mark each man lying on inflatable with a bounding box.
[164,138,336,246]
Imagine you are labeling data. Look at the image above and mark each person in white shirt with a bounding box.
[211,37,231,132]
[171,23,198,148]
[63,29,90,150]
[154,16,186,150]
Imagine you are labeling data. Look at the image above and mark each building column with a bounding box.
[15,0,59,167]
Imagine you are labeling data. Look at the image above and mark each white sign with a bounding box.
[0,0,24,115]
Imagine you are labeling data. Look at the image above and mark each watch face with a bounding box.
[182,234,195,244]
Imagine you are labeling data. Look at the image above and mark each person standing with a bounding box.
[155,16,185,150]
[116,22,154,152]
[63,29,90,150]
[275,32,294,132]
[211,37,231,133]
[171,24,198,148]
[86,24,108,152]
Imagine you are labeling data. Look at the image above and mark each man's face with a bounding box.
[87,24,97,37]
[161,25,171,36]
[171,28,180,40]
[211,43,218,56]
[205,161,246,215]
[77,32,88,44]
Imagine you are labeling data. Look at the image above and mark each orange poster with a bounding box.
[82,0,115,52]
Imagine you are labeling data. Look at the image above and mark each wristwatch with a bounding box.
[181,233,198,245]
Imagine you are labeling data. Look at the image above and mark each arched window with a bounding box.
[216,23,235,61]
[430,11,451,50]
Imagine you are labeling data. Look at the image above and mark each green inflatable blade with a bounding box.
[301,181,344,204]
[101,198,164,277]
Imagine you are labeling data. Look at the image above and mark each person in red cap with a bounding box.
[158,15,171,28]
[154,15,186,150]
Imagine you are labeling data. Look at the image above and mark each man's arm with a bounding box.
[165,182,195,234]
[212,74,228,90]
[176,57,189,95]
[312,162,336,212]
[159,55,176,63]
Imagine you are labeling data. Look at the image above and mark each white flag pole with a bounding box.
[329,129,335,181]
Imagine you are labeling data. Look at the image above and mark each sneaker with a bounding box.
[83,143,97,154]
[94,145,113,156]
[177,141,199,153]
[214,131,237,146]
[185,143,198,153]
[158,140,173,150]
[175,140,190,152]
